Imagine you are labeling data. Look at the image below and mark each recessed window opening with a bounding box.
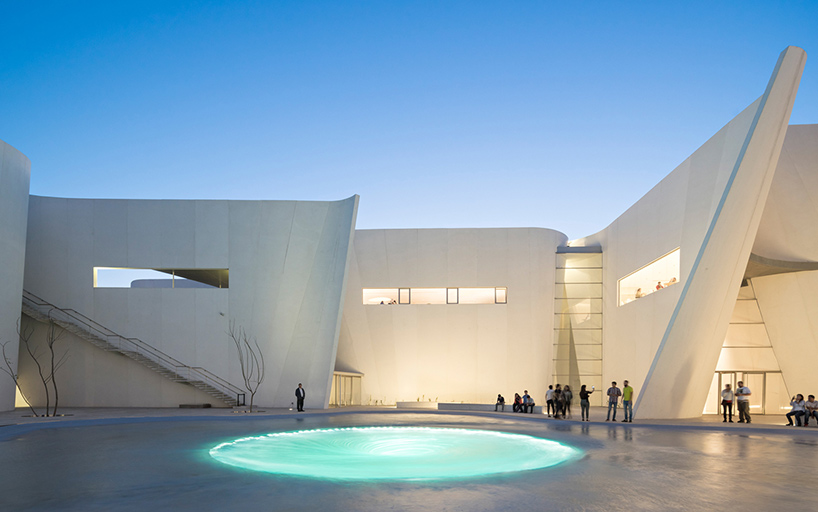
[362,288,399,305]
[93,268,229,289]
[617,248,680,306]
[363,287,507,305]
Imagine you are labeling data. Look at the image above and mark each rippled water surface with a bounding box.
[209,426,582,479]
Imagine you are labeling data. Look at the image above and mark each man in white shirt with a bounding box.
[805,395,818,427]
[546,385,555,417]
[735,381,751,424]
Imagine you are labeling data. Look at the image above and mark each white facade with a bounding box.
[20,195,358,409]
[0,46,815,419]
[0,140,31,411]
[337,228,566,405]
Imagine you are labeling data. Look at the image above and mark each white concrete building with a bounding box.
[0,46,815,418]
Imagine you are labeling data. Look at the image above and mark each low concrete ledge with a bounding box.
[395,401,439,409]
[437,403,543,414]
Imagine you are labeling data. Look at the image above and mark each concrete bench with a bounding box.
[437,403,543,414]
[395,401,439,409]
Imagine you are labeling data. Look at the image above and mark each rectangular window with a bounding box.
[93,268,228,289]
[362,288,399,305]
[458,288,495,304]
[617,248,680,306]
[409,288,446,305]
[363,287,508,305]
[447,288,458,304]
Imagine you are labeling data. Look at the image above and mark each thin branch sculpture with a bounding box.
[228,320,265,412]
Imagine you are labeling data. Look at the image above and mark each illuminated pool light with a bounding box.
[209,426,582,480]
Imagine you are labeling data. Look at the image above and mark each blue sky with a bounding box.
[1,1,816,239]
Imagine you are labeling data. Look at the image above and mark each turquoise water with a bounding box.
[209,426,582,480]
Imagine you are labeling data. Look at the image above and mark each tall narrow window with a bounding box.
[447,288,458,304]
[399,288,411,304]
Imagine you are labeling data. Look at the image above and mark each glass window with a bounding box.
[554,313,602,330]
[617,248,680,306]
[495,287,507,304]
[554,283,602,299]
[554,298,603,315]
[362,289,399,305]
[447,288,458,304]
[399,288,410,304]
[556,253,602,269]
[458,288,495,304]
[409,288,446,305]
[94,268,226,289]
[555,268,603,284]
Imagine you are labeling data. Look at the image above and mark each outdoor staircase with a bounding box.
[21,290,245,407]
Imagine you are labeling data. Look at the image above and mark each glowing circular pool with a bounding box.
[209,426,582,480]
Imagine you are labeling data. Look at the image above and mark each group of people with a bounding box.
[545,384,574,419]
[634,277,678,300]
[719,382,752,423]
[495,380,634,423]
[720,382,818,427]
[495,390,538,413]
[784,393,818,427]
[604,380,635,422]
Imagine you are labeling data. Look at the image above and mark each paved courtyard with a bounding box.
[1,407,817,511]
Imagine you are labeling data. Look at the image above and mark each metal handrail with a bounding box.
[22,289,245,405]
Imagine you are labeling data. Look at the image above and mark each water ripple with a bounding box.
[209,426,582,480]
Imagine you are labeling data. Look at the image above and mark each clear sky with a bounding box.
[1,1,816,239]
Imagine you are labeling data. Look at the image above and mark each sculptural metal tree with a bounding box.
[228,320,265,412]
[0,317,68,417]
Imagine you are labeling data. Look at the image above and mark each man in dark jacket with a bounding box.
[295,383,306,412]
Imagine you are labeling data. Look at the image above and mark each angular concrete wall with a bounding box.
[337,227,567,405]
[22,195,358,408]
[0,140,31,412]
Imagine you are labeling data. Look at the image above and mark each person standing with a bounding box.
[606,381,621,421]
[621,380,634,423]
[735,381,751,423]
[295,383,306,412]
[553,385,563,418]
[546,385,555,417]
[563,385,574,419]
[721,383,734,423]
[495,394,505,412]
[805,395,818,426]
[579,384,594,421]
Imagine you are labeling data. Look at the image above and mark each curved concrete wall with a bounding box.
[0,140,31,411]
[22,195,358,408]
[337,227,568,405]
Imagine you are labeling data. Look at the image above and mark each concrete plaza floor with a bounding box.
[1,406,817,511]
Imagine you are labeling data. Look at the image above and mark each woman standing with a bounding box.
[579,384,594,421]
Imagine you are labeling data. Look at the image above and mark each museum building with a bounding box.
[0,46,815,419]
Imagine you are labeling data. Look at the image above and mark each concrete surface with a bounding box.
[1,407,817,511]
